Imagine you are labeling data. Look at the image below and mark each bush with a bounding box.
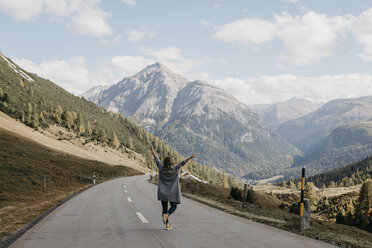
[230,187,243,201]
[289,202,300,214]
[246,189,257,204]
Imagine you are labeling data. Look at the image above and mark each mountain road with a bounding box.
[10,175,336,248]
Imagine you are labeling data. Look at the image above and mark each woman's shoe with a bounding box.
[162,214,168,224]
[166,223,172,230]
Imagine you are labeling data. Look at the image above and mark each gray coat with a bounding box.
[155,155,186,204]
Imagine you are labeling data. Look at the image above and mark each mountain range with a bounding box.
[278,96,372,153]
[250,97,322,130]
[82,63,299,179]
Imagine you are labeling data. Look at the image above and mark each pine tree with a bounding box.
[355,179,372,229]
[128,138,134,150]
[27,102,33,113]
[39,112,45,125]
[86,121,92,136]
[112,131,120,149]
[305,182,317,211]
[280,181,287,188]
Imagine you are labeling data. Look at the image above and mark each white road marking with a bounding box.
[136,212,149,223]
[124,185,127,188]
[127,197,132,202]
[124,190,128,193]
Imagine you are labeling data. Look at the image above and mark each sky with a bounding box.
[1,0,372,105]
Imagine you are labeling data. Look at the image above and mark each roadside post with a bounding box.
[300,167,310,230]
[93,172,96,185]
[242,184,247,209]
[44,174,46,191]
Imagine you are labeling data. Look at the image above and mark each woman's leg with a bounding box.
[161,201,168,214]
[168,202,177,216]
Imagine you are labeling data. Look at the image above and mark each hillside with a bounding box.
[304,154,372,188]
[0,51,233,187]
[0,127,142,239]
[250,97,322,130]
[291,121,372,171]
[278,96,372,153]
[82,63,299,179]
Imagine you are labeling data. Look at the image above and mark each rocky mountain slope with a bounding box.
[282,121,372,177]
[250,97,322,130]
[278,96,372,153]
[82,63,299,179]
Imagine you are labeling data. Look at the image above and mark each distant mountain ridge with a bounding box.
[250,97,322,130]
[82,63,299,179]
[278,96,372,153]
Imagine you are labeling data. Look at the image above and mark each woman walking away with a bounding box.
[150,144,196,230]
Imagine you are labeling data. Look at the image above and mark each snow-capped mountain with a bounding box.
[250,97,322,130]
[80,85,109,103]
[82,62,299,179]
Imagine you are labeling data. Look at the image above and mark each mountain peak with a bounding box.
[136,61,173,77]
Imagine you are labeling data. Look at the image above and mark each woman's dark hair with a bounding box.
[163,157,172,171]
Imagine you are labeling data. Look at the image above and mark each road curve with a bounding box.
[11,175,336,248]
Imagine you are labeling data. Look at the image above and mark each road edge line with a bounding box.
[0,185,93,248]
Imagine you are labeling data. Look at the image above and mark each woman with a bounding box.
[150,144,196,230]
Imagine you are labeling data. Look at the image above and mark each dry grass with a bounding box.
[178,179,372,248]
[0,128,142,240]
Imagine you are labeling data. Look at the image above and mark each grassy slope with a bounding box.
[0,127,142,239]
[178,179,372,248]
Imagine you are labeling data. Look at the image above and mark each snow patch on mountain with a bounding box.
[0,52,34,82]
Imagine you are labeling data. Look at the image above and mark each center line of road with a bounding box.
[127,197,132,202]
[136,212,149,223]
[124,190,128,193]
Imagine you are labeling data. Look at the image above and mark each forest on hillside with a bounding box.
[0,55,238,189]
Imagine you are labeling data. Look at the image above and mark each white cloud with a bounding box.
[0,0,44,20]
[287,0,300,4]
[0,0,112,37]
[12,46,205,94]
[13,55,372,105]
[275,11,351,67]
[121,0,136,6]
[69,8,112,37]
[126,29,156,42]
[213,18,276,45]
[13,55,155,95]
[212,74,372,105]
[352,9,372,62]
[102,56,155,76]
[100,34,122,46]
[147,47,204,74]
[211,10,355,67]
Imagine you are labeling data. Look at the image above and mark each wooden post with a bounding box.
[242,184,247,209]
[196,182,199,195]
[300,167,305,230]
[44,174,46,191]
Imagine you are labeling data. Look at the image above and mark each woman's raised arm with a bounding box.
[184,154,196,164]
[149,144,157,158]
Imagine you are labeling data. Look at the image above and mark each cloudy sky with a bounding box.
[1,0,372,105]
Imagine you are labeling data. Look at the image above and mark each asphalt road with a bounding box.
[11,175,336,248]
